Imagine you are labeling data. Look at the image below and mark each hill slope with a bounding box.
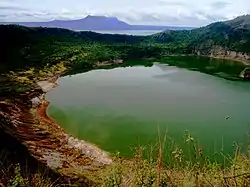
[0,24,148,71]
[152,15,250,55]
[1,15,250,72]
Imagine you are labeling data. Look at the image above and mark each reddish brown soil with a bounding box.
[37,101,57,125]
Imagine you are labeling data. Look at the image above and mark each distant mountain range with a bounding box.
[1,15,194,31]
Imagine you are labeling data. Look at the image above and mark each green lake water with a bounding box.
[46,57,250,160]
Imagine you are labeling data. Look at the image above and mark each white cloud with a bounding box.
[0,0,249,26]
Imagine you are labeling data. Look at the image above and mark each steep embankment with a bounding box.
[0,73,112,185]
[151,15,250,65]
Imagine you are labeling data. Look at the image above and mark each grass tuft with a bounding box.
[1,132,250,186]
[0,150,57,187]
[102,132,250,187]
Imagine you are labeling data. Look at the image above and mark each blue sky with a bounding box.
[0,0,249,26]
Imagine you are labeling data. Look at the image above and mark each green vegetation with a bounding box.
[152,15,250,54]
[0,150,56,187]
[1,15,250,74]
[1,15,250,186]
[1,133,250,186]
[102,134,250,187]
[0,25,146,72]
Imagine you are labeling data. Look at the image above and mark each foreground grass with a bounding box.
[0,151,57,187]
[1,132,250,187]
[102,150,250,187]
[101,132,250,187]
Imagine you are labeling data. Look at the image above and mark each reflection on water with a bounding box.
[159,56,247,81]
[153,64,180,79]
[47,57,250,160]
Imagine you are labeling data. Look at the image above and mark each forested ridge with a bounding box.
[1,15,250,72]
[152,15,250,54]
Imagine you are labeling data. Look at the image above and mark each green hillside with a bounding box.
[152,15,250,54]
[1,15,250,72]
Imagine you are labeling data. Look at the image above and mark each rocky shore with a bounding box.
[196,47,250,65]
[0,54,249,185]
[95,59,124,67]
[0,73,112,185]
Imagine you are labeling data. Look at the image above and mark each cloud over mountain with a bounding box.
[0,0,249,26]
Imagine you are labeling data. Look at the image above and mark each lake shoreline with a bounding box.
[207,55,250,66]
[36,76,112,163]
[37,100,58,125]
[1,54,249,185]
[37,77,112,162]
[0,69,112,185]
